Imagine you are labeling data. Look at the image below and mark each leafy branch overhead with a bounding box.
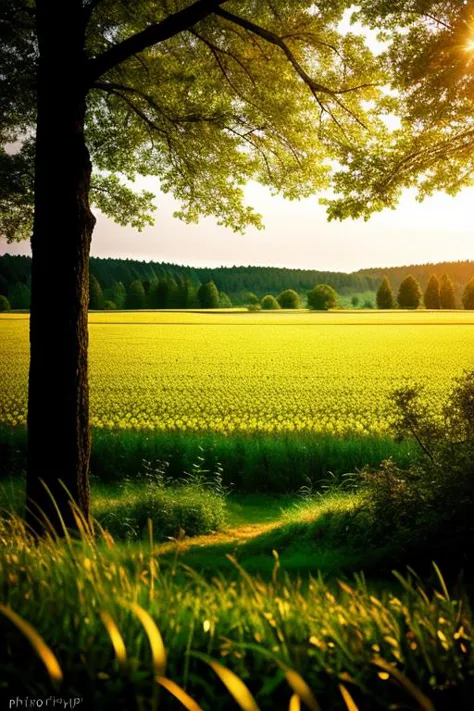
[0,0,383,241]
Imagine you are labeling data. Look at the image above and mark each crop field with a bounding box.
[1,310,474,436]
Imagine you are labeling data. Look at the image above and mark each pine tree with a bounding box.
[440,274,456,309]
[424,274,441,309]
[462,277,474,310]
[197,281,220,309]
[397,275,422,309]
[126,280,146,310]
[376,277,394,309]
[88,275,104,310]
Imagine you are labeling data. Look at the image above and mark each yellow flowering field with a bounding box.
[1,310,474,436]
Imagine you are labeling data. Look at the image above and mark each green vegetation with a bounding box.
[424,274,441,309]
[197,281,220,309]
[0,294,10,312]
[89,274,104,310]
[440,273,457,309]
[277,289,300,309]
[260,294,281,310]
[307,284,338,311]
[397,275,422,309]
[462,276,474,309]
[376,277,394,309]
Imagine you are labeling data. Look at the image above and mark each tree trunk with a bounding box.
[25,1,95,536]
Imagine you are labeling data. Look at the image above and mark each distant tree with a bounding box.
[0,295,11,312]
[8,283,31,310]
[424,274,441,309]
[245,292,260,306]
[126,280,146,310]
[103,300,116,310]
[462,277,474,310]
[376,277,394,309]
[111,281,126,309]
[197,281,220,309]
[351,295,360,308]
[178,277,198,309]
[397,275,422,309]
[89,275,104,310]
[440,274,456,309]
[218,292,233,309]
[363,299,375,309]
[307,284,338,311]
[261,295,281,310]
[277,289,300,309]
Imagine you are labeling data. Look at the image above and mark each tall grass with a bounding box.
[0,425,416,492]
[0,513,472,710]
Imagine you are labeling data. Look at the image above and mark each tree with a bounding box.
[245,292,260,307]
[276,289,300,309]
[307,284,338,311]
[126,280,146,310]
[1,1,380,533]
[218,291,232,309]
[351,295,360,308]
[376,277,394,309]
[0,295,10,312]
[197,281,220,309]
[397,275,422,310]
[440,274,456,310]
[110,281,126,310]
[103,300,116,310]
[260,295,281,310]
[89,275,104,310]
[462,277,474,310]
[324,2,474,221]
[8,283,31,310]
[424,275,441,310]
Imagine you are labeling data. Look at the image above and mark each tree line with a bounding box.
[376,273,474,310]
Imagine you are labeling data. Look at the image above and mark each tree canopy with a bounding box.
[1,0,382,243]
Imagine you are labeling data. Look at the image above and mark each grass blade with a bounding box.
[289,694,301,711]
[339,683,359,711]
[156,676,203,710]
[372,658,435,711]
[129,601,166,676]
[284,669,321,711]
[192,652,260,711]
[0,603,63,684]
[100,610,127,666]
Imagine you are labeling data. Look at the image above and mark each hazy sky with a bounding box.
[2,179,473,271]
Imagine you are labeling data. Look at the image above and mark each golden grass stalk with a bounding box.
[156,676,203,710]
[0,603,63,684]
[193,653,260,711]
[100,610,127,666]
[284,669,321,711]
[372,658,435,711]
[129,601,167,677]
[289,694,301,711]
[339,683,359,711]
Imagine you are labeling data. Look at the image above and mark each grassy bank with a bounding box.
[0,425,416,492]
[0,512,472,710]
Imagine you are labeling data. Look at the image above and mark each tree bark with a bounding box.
[25,0,95,535]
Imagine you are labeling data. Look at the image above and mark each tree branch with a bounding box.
[86,0,229,84]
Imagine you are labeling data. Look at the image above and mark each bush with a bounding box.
[260,294,280,310]
[197,281,220,309]
[397,275,422,309]
[103,300,116,310]
[276,289,300,309]
[307,284,337,310]
[0,295,11,312]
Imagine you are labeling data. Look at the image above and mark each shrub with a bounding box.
[397,275,422,309]
[424,274,441,309]
[245,291,259,306]
[276,289,300,309]
[376,277,394,309]
[218,291,232,308]
[197,281,220,309]
[307,284,337,311]
[103,300,116,310]
[260,294,280,310]
[462,276,474,310]
[0,295,10,312]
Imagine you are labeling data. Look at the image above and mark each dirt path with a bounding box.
[157,520,279,554]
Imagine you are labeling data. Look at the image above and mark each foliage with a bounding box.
[440,273,456,309]
[126,280,146,310]
[0,295,10,312]
[462,276,474,310]
[103,300,116,310]
[277,289,300,309]
[0,511,472,709]
[376,277,394,309]
[197,281,220,309]
[8,282,30,310]
[1,1,384,242]
[307,284,337,311]
[89,274,104,310]
[218,291,232,309]
[424,274,441,310]
[260,294,280,310]
[397,275,422,309]
[3,311,474,438]
[245,292,260,306]
[324,1,474,220]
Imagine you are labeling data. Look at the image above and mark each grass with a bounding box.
[0,425,416,492]
[1,510,473,710]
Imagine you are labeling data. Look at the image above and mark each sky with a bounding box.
[2,180,474,272]
[2,12,473,273]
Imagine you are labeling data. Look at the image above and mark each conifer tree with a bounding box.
[89,275,104,310]
[197,281,220,309]
[440,274,456,309]
[424,274,441,309]
[397,275,422,309]
[126,280,146,310]
[376,277,394,309]
[462,277,474,310]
